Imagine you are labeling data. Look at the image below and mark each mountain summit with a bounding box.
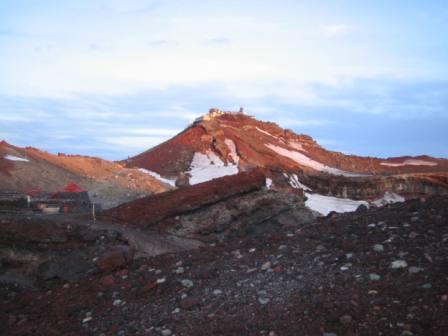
[125,108,448,200]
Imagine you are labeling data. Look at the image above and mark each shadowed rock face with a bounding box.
[0,213,203,291]
[102,169,315,240]
[102,169,269,227]
[155,189,314,241]
[299,172,448,200]
[0,215,122,289]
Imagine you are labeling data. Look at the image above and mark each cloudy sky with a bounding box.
[1,0,447,159]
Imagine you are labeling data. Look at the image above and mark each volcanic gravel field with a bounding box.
[2,196,447,336]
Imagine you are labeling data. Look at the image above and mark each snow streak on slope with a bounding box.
[265,178,273,190]
[288,142,307,152]
[4,155,29,162]
[188,151,239,185]
[373,192,405,207]
[224,139,240,164]
[380,159,437,167]
[283,173,311,191]
[305,193,368,216]
[255,127,276,138]
[138,168,176,187]
[266,144,362,177]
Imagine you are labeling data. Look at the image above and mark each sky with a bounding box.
[0,0,447,160]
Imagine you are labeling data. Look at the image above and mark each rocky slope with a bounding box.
[0,212,202,294]
[1,109,448,335]
[2,196,447,335]
[0,141,171,209]
[125,109,448,202]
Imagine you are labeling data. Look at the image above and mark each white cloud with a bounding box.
[202,37,232,45]
[0,2,435,100]
[108,127,180,136]
[0,113,34,122]
[276,118,332,127]
[320,24,348,37]
[0,0,446,113]
[101,136,171,149]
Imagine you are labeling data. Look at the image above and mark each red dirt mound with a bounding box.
[102,168,267,227]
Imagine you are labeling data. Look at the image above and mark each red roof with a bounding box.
[63,183,86,193]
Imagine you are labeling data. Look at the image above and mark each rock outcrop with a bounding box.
[102,169,315,241]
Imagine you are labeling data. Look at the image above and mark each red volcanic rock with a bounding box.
[102,169,267,228]
[126,126,208,176]
[100,274,115,286]
[124,110,448,198]
[179,297,200,310]
[142,281,158,293]
[95,245,134,272]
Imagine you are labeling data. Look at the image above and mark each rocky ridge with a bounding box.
[0,141,171,209]
[125,109,448,202]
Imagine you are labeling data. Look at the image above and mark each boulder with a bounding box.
[175,173,190,188]
[95,245,134,272]
[37,252,91,282]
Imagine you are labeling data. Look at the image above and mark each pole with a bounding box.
[92,203,96,223]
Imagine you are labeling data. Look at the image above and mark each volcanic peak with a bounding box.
[193,107,254,124]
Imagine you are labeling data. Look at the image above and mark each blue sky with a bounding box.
[0,0,447,160]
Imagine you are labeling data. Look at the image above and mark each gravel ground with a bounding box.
[1,196,448,336]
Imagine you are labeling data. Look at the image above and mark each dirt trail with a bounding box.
[91,220,204,257]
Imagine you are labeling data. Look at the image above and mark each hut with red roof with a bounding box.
[51,182,91,213]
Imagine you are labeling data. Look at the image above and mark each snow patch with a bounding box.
[283,173,311,191]
[188,151,239,185]
[305,193,368,216]
[256,127,276,138]
[380,159,437,167]
[224,139,239,164]
[265,178,273,190]
[138,168,176,187]
[288,141,307,152]
[4,155,29,162]
[266,144,362,177]
[372,192,405,207]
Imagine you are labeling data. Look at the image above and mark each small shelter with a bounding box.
[51,182,91,213]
